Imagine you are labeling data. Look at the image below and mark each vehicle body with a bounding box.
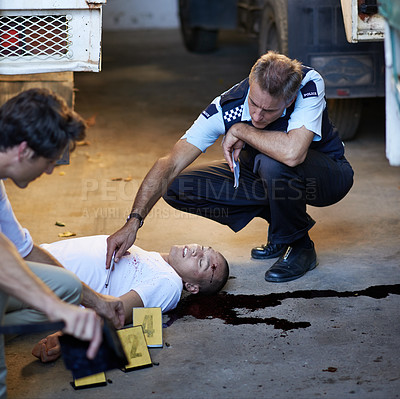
[378,0,400,166]
[179,0,385,140]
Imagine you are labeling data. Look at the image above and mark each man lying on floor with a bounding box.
[32,234,229,362]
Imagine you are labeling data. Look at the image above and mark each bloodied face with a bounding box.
[168,244,227,293]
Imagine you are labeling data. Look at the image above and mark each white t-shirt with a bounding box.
[181,69,326,153]
[41,235,183,313]
[0,181,34,257]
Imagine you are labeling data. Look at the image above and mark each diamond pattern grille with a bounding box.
[0,15,72,60]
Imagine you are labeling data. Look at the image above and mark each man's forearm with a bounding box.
[0,234,66,317]
[80,282,103,309]
[119,290,144,324]
[104,160,171,265]
[129,139,202,219]
[129,156,176,219]
[80,281,125,328]
[106,139,202,266]
[24,244,63,266]
[228,123,313,167]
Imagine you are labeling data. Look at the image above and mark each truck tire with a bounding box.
[327,98,363,141]
[258,0,288,55]
[179,0,218,53]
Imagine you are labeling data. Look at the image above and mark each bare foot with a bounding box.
[32,331,63,363]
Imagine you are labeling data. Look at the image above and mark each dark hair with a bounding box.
[200,254,230,295]
[0,88,86,158]
[249,51,302,105]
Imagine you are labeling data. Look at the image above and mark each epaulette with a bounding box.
[220,78,249,106]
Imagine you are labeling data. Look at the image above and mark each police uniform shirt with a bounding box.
[181,68,326,153]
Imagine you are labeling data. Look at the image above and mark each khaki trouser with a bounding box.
[0,262,82,399]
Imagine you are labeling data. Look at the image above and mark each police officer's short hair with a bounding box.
[249,51,302,105]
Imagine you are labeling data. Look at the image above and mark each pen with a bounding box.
[105,255,115,288]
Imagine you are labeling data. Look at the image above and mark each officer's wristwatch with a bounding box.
[126,212,144,228]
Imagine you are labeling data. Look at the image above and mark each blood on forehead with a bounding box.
[210,263,217,284]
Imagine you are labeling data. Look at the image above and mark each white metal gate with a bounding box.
[0,0,106,74]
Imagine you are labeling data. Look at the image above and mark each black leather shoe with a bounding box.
[264,242,318,282]
[251,242,288,259]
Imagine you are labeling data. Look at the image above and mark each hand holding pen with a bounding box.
[105,254,115,288]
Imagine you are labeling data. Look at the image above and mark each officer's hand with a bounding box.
[106,224,137,268]
[223,130,244,171]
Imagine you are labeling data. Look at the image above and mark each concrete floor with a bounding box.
[4,29,400,399]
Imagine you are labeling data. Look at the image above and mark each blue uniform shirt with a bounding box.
[181,67,344,160]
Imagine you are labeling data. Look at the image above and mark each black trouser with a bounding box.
[163,148,354,244]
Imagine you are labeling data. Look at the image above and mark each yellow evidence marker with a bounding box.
[132,307,163,347]
[117,325,153,371]
[72,372,107,389]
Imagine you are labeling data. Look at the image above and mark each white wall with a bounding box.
[103,0,179,30]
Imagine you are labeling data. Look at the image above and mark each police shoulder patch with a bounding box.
[202,104,218,119]
[300,81,318,99]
